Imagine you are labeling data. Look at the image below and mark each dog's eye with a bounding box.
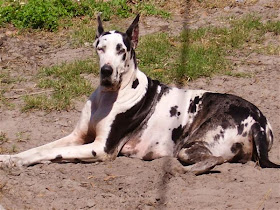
[118,49,125,55]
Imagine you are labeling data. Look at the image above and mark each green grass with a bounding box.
[0,0,170,31]
[23,59,98,111]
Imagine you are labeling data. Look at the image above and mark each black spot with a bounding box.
[221,119,231,129]
[169,105,178,117]
[102,31,111,36]
[231,142,243,154]
[115,31,131,51]
[220,130,225,138]
[172,125,183,143]
[95,39,100,48]
[188,96,201,113]
[132,78,139,89]
[178,112,181,116]
[214,134,220,141]
[245,123,248,127]
[180,142,212,165]
[105,78,160,154]
[157,84,171,101]
[143,152,154,161]
[74,158,82,163]
[122,53,126,61]
[52,154,63,162]
[92,150,96,157]
[156,142,159,145]
[227,105,250,125]
[242,132,247,137]
[237,124,244,135]
[55,155,62,160]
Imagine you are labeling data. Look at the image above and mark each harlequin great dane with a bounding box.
[0,15,279,175]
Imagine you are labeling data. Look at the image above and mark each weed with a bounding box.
[0,132,8,145]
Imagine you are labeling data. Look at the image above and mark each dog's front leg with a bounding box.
[0,138,112,167]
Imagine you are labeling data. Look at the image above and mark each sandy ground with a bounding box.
[0,1,279,209]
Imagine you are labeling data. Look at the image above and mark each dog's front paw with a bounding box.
[0,155,23,169]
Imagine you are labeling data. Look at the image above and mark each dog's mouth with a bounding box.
[101,78,113,87]
[100,78,119,91]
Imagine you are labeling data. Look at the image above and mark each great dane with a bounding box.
[0,15,279,174]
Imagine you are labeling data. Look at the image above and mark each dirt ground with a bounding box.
[0,0,280,209]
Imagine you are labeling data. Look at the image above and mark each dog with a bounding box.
[0,14,279,175]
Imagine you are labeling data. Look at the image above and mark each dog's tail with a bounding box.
[251,121,280,168]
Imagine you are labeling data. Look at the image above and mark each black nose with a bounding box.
[101,65,113,77]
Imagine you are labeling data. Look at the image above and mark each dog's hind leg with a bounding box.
[177,142,225,175]
[251,123,280,168]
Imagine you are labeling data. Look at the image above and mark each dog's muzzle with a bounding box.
[100,64,113,87]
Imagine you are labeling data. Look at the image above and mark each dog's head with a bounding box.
[94,14,140,91]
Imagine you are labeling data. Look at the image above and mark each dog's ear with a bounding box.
[96,13,104,39]
[126,14,140,49]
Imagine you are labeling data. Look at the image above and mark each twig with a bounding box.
[6,90,54,99]
[256,188,272,210]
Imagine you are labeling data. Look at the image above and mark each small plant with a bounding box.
[0,132,8,145]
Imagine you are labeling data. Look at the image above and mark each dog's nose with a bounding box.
[101,65,113,77]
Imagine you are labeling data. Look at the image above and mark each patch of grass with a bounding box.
[137,15,280,84]
[137,31,228,84]
[0,132,8,145]
[23,59,98,111]
[0,0,170,31]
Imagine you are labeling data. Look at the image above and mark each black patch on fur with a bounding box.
[220,129,225,136]
[172,125,183,143]
[55,155,62,160]
[227,105,250,125]
[237,124,244,135]
[115,31,131,51]
[116,43,122,51]
[188,96,201,113]
[157,83,171,101]
[143,151,154,161]
[180,142,212,165]
[92,150,96,157]
[52,154,63,162]
[221,119,231,129]
[170,106,178,117]
[105,78,160,154]
[214,134,220,141]
[122,53,126,61]
[242,132,247,137]
[132,78,139,89]
[230,142,251,163]
[231,142,243,154]
[102,31,111,36]
[95,40,100,48]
